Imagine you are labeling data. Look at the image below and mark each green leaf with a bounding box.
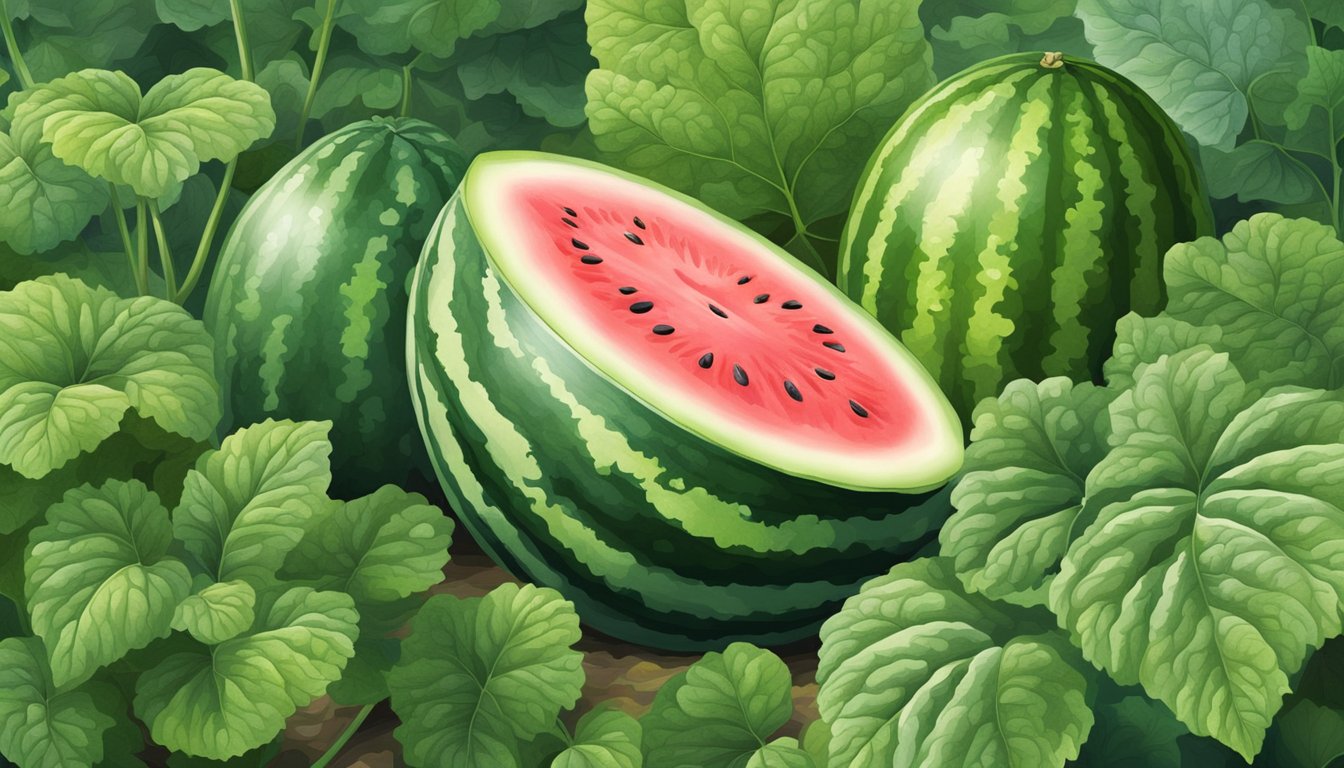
[478,0,581,35]
[1287,46,1344,135]
[551,708,643,768]
[1104,314,1225,391]
[336,0,503,57]
[942,378,1116,605]
[1276,701,1344,768]
[1075,697,1186,768]
[818,558,1094,768]
[1075,0,1309,149]
[173,419,334,585]
[1305,0,1344,30]
[15,68,275,198]
[1162,214,1344,389]
[134,587,358,760]
[389,583,584,768]
[799,720,830,768]
[1051,348,1344,760]
[746,738,814,768]
[25,479,191,688]
[14,0,157,83]
[0,637,113,768]
[923,0,1091,79]
[154,0,228,30]
[0,275,218,480]
[1200,140,1321,205]
[585,0,933,276]
[0,92,108,255]
[280,484,453,605]
[642,642,793,768]
[171,579,256,645]
[455,10,593,128]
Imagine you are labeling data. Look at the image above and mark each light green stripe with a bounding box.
[1090,82,1161,311]
[961,80,1054,401]
[858,73,1033,313]
[1044,87,1107,376]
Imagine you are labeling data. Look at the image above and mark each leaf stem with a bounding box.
[399,62,414,118]
[228,0,254,82]
[310,703,375,768]
[176,161,237,303]
[295,0,340,150]
[1329,110,1341,232]
[135,200,150,294]
[108,185,145,295]
[147,200,178,300]
[0,0,34,90]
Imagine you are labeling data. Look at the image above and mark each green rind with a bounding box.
[408,184,954,650]
[838,53,1214,425]
[205,118,467,498]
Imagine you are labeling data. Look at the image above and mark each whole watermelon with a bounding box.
[205,118,467,497]
[838,52,1213,425]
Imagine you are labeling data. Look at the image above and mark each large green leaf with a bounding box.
[170,578,255,645]
[1074,697,1186,768]
[1199,141,1321,206]
[1051,348,1344,760]
[1287,46,1344,135]
[14,67,274,198]
[818,558,1094,768]
[1276,701,1344,768]
[389,583,584,768]
[1075,0,1308,149]
[335,0,503,57]
[1103,314,1225,391]
[454,9,593,128]
[642,642,794,768]
[552,708,643,768]
[922,0,1090,78]
[134,587,358,760]
[172,419,333,585]
[585,0,933,275]
[12,0,157,82]
[0,275,219,479]
[0,637,113,768]
[25,480,191,688]
[942,377,1116,605]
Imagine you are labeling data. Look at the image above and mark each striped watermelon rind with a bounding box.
[838,52,1214,424]
[407,152,961,650]
[205,118,467,498]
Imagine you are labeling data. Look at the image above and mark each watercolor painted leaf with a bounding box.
[551,708,643,768]
[172,419,333,585]
[25,480,191,688]
[942,378,1116,606]
[16,67,274,198]
[1162,214,1344,390]
[817,558,1093,768]
[134,587,357,760]
[1052,348,1344,760]
[280,484,453,605]
[642,642,794,768]
[0,637,113,768]
[0,275,219,479]
[1075,0,1308,149]
[389,584,584,768]
[171,578,256,645]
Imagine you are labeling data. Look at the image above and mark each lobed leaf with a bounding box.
[171,578,256,645]
[551,708,643,768]
[0,637,113,768]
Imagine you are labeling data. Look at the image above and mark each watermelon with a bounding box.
[838,52,1213,424]
[205,118,467,498]
[407,151,964,649]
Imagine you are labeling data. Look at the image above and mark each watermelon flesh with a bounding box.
[468,156,961,492]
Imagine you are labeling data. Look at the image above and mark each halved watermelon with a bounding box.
[408,151,962,649]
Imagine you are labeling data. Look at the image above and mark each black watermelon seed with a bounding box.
[571,238,589,250]
[619,286,637,295]
[633,216,646,229]
[653,324,675,336]
[813,324,833,334]
[737,275,752,285]
[753,293,770,304]
[698,353,714,369]
[733,364,749,386]
[562,217,578,228]
[782,300,802,310]
[784,380,802,402]
[824,341,846,353]
[630,301,654,314]
[581,255,603,265]
[624,232,644,245]
[815,367,836,380]
[563,207,577,216]
[709,304,728,318]
[849,400,869,418]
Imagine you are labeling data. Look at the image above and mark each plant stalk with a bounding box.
[228,0,253,81]
[295,0,340,150]
[1330,111,1341,233]
[0,0,33,90]
[147,200,178,300]
[135,201,150,294]
[108,185,145,295]
[176,161,237,304]
[310,703,375,768]
[399,62,414,118]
